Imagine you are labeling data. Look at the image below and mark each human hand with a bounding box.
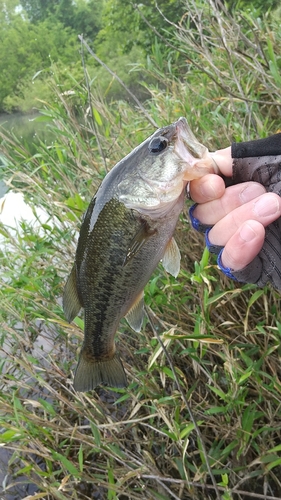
[190,176,281,273]
[188,141,281,291]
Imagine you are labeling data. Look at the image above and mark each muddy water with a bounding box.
[0,112,52,150]
[0,115,54,500]
[0,112,53,199]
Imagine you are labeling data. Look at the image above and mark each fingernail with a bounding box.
[239,223,257,242]
[254,195,279,217]
[240,183,265,203]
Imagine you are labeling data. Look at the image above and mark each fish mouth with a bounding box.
[175,117,190,136]
[174,117,206,165]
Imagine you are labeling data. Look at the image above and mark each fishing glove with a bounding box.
[189,133,281,290]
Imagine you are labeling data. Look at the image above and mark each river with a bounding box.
[0,113,53,500]
[0,112,51,197]
[0,112,50,145]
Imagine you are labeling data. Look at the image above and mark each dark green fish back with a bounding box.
[69,194,182,391]
[77,197,156,358]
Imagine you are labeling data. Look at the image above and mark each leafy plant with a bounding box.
[1,1,281,499]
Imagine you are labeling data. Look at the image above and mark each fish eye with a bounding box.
[148,136,168,154]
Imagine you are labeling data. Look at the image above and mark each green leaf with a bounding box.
[267,444,281,454]
[74,317,84,329]
[0,429,24,443]
[205,406,228,416]
[107,464,116,499]
[267,39,281,86]
[266,457,281,471]
[238,370,252,385]
[78,444,83,473]
[207,385,227,401]
[93,108,103,126]
[51,451,80,477]
[260,453,279,464]
[206,290,240,306]
[90,423,101,447]
[180,421,203,439]
[200,246,209,269]
[247,290,264,309]
[38,398,56,417]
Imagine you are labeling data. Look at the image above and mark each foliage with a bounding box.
[87,45,150,102]
[226,0,279,12]
[138,0,281,143]
[0,0,103,113]
[0,14,81,112]
[1,1,281,499]
[0,0,279,113]
[20,0,103,39]
[3,62,85,113]
[95,0,185,56]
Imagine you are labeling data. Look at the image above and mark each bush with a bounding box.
[1,2,281,499]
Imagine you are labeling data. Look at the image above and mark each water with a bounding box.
[0,114,53,500]
[0,112,51,197]
[0,112,51,148]
[0,155,8,198]
[0,179,7,198]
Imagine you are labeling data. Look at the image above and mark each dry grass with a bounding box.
[1,1,281,499]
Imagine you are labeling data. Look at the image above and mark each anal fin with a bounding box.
[125,291,144,332]
[162,237,181,277]
[63,265,82,323]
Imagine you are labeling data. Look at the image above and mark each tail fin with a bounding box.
[73,352,127,392]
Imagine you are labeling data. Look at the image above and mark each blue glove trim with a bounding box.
[189,204,212,233]
[217,249,238,281]
[205,228,223,255]
[189,204,200,230]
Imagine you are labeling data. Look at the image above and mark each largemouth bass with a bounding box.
[63,117,216,391]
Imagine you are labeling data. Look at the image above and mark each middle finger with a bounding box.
[192,181,266,225]
[208,192,281,246]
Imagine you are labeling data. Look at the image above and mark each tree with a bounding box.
[20,0,103,40]
[225,0,279,12]
[0,14,80,111]
[19,0,61,23]
[95,0,185,56]
[0,0,21,24]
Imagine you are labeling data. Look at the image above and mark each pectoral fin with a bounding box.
[162,237,181,277]
[125,291,145,332]
[63,265,82,323]
[124,219,156,266]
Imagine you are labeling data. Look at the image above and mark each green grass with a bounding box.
[1,1,281,499]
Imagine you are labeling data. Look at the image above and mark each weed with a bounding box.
[1,1,281,499]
